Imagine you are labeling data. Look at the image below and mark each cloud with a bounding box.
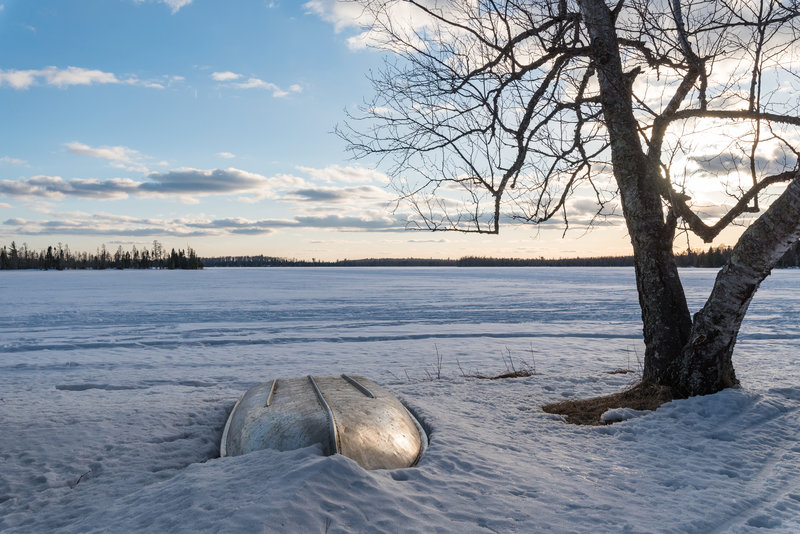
[233,78,302,98]
[0,168,277,201]
[0,176,139,200]
[691,202,733,219]
[294,214,399,229]
[0,66,168,90]
[1,164,394,212]
[304,0,440,50]
[0,203,11,209]
[303,0,365,32]
[294,164,388,184]
[3,215,213,238]
[213,72,302,98]
[133,0,193,14]
[0,67,116,90]
[0,156,27,166]
[66,141,149,173]
[211,71,241,82]
[287,185,387,203]
[216,152,236,159]
[44,66,117,87]
[689,151,796,177]
[140,168,272,195]
[67,142,139,163]
[2,212,405,237]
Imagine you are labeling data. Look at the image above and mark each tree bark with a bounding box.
[679,176,800,396]
[579,0,692,389]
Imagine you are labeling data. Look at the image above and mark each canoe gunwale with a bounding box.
[406,404,429,467]
[219,393,243,458]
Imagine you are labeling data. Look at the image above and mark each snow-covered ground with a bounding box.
[2,267,799,533]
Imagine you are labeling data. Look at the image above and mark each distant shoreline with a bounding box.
[199,249,727,268]
[4,241,800,270]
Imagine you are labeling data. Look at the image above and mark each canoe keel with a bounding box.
[220,375,428,470]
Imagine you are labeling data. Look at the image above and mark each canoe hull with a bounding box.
[220,375,427,470]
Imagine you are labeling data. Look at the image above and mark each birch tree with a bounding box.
[342,0,800,397]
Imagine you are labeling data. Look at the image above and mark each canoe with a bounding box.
[220,374,428,470]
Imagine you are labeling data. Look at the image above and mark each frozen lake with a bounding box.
[2,267,800,532]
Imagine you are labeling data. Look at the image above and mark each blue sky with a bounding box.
[0,0,646,259]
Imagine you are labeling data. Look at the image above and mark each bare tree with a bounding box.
[341,0,800,397]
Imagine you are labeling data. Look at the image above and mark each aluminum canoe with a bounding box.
[220,374,428,470]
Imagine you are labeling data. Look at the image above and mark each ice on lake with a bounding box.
[2,267,800,532]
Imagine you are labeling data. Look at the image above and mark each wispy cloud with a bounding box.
[133,0,193,14]
[0,156,28,166]
[689,151,796,177]
[287,185,387,203]
[0,66,172,90]
[66,142,149,173]
[1,164,393,210]
[0,67,116,90]
[294,164,388,184]
[304,0,439,50]
[3,212,405,237]
[303,0,365,33]
[67,142,140,163]
[212,71,302,98]
[211,71,241,82]
[293,214,398,229]
[216,152,236,159]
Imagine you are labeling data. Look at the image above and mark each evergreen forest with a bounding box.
[0,241,202,270]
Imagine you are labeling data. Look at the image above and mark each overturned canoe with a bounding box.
[220,374,428,470]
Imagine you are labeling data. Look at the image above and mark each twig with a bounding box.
[434,344,443,379]
[456,358,467,377]
[528,342,537,375]
[72,470,91,488]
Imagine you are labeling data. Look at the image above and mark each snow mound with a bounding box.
[600,407,651,423]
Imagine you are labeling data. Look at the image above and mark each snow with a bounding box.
[1,267,800,533]
[599,407,651,424]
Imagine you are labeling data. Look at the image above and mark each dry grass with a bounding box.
[465,369,534,380]
[605,368,636,375]
[542,381,674,426]
[457,346,536,380]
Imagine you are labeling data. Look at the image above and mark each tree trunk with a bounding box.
[679,176,800,396]
[579,0,692,389]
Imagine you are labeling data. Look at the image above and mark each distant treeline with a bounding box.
[3,241,800,271]
[0,241,202,270]
[201,255,636,267]
[201,242,800,269]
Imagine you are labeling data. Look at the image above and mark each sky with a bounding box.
[0,0,747,260]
